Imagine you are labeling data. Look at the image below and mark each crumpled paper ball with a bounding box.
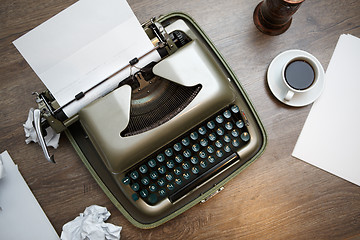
[23,108,60,148]
[60,205,122,240]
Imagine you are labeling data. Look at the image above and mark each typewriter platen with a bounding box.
[34,13,266,228]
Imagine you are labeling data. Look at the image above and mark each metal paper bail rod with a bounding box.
[33,109,55,163]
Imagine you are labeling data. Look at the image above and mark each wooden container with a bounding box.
[253,0,305,35]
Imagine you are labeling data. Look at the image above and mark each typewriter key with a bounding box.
[141,177,150,185]
[231,105,240,113]
[207,121,215,129]
[157,178,166,187]
[158,166,166,174]
[131,183,140,191]
[122,176,130,185]
[165,148,173,157]
[140,189,148,198]
[139,165,148,174]
[241,132,250,142]
[175,155,183,163]
[223,110,231,118]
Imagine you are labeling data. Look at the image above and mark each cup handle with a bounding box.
[284,90,294,101]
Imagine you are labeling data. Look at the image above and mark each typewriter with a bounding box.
[32,13,266,228]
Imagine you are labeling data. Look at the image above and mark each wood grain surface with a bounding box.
[1,0,360,239]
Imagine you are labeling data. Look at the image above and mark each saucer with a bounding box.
[267,49,325,107]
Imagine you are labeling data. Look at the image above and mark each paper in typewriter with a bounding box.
[13,0,161,117]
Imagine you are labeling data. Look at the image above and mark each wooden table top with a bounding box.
[1,0,360,239]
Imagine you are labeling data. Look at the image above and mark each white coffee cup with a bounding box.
[282,55,320,101]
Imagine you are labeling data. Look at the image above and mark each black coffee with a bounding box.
[285,60,315,90]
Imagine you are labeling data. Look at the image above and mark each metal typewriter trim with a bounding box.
[62,12,267,228]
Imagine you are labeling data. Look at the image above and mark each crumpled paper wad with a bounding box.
[60,205,122,240]
[23,108,60,148]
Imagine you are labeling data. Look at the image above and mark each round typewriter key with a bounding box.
[175,178,183,185]
[167,183,175,191]
[182,161,190,170]
[166,173,174,181]
[231,105,240,113]
[200,138,208,147]
[140,189,148,198]
[223,110,231,118]
[231,129,239,137]
[157,178,166,187]
[122,176,130,185]
[199,151,207,159]
[207,121,215,129]
[148,159,156,168]
[224,145,231,153]
[241,132,250,142]
[182,137,190,146]
[165,148,173,157]
[192,166,200,174]
[208,133,216,141]
[183,172,191,180]
[131,183,140,191]
[130,171,139,180]
[207,145,215,154]
[183,149,191,158]
[158,166,166,174]
[141,177,150,185]
[208,155,215,163]
[139,165,148,174]
[216,115,224,123]
[149,184,157,192]
[190,132,198,140]
[225,122,233,130]
[174,167,182,175]
[236,120,244,129]
[223,135,231,143]
[198,126,207,135]
[192,144,200,152]
[190,156,199,165]
[150,171,158,180]
[132,193,139,201]
[148,193,158,205]
[216,127,225,136]
[216,150,224,158]
[159,188,166,196]
[200,160,208,168]
[157,153,165,162]
[232,139,240,147]
[166,160,175,169]
[215,140,223,148]
[175,155,183,163]
[174,143,182,151]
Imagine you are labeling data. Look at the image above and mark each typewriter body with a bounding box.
[34,13,266,228]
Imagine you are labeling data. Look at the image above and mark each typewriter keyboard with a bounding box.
[121,104,250,205]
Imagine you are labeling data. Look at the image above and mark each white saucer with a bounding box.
[267,49,325,107]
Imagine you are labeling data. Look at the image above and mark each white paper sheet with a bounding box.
[292,34,360,186]
[0,151,59,239]
[13,0,160,117]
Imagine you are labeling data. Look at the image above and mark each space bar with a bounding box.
[168,152,240,203]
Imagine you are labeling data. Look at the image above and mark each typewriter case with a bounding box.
[52,13,267,228]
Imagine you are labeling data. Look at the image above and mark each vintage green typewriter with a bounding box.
[32,13,266,228]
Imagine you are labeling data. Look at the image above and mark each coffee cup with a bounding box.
[282,55,320,101]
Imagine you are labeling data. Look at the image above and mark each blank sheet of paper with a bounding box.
[292,34,360,186]
[0,151,59,239]
[13,0,160,117]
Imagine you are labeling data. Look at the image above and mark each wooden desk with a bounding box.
[1,0,359,239]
